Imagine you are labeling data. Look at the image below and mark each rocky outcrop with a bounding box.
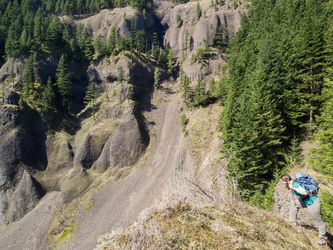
[0,57,26,85]
[60,168,92,203]
[64,7,153,39]
[74,126,114,170]
[273,179,316,226]
[94,104,149,172]
[6,171,42,223]
[273,179,293,219]
[0,96,47,224]
[162,4,246,57]
[1,89,20,105]
[0,104,46,187]
[87,54,159,89]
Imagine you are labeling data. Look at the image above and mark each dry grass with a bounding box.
[95,191,325,250]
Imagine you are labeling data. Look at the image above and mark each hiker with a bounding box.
[281,174,327,245]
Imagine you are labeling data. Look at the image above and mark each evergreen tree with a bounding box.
[45,17,63,56]
[107,26,117,55]
[93,33,107,58]
[84,76,98,119]
[181,73,192,103]
[214,24,228,52]
[84,76,97,105]
[55,54,72,109]
[220,68,286,194]
[194,77,206,105]
[167,48,174,75]
[19,29,30,53]
[310,68,333,175]
[117,66,124,83]
[196,2,201,20]
[22,55,34,102]
[285,135,303,169]
[33,9,44,51]
[42,76,56,113]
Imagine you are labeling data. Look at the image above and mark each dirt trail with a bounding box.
[69,84,184,249]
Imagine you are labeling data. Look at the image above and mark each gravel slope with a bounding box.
[0,192,62,249]
[69,82,184,249]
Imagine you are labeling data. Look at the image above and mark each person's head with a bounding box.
[281,174,292,188]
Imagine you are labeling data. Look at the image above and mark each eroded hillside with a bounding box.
[0,0,246,248]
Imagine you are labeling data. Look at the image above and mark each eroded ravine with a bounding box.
[68,83,185,249]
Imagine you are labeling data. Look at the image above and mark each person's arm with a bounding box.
[288,181,308,195]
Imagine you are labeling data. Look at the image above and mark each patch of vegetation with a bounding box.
[190,40,213,67]
[176,14,183,28]
[180,114,189,137]
[321,190,333,230]
[85,199,94,213]
[97,200,316,249]
[59,220,79,242]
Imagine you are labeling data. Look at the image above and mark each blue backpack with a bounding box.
[295,173,319,197]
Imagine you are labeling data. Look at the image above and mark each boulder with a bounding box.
[0,102,47,224]
[94,105,149,172]
[1,90,20,105]
[273,179,293,219]
[74,129,111,169]
[60,168,92,203]
[6,171,42,223]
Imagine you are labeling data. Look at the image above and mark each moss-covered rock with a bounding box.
[60,168,92,203]
[94,104,149,172]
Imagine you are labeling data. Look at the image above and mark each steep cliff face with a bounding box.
[162,4,245,57]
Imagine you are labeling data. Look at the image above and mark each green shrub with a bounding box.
[176,14,183,28]
[180,114,189,136]
[321,190,333,230]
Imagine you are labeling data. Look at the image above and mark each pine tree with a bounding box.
[22,55,35,102]
[196,2,201,20]
[167,48,174,75]
[220,68,286,194]
[214,24,228,52]
[84,76,98,119]
[181,73,192,103]
[248,70,286,180]
[117,66,124,83]
[42,76,56,113]
[55,54,72,109]
[93,33,107,58]
[107,26,117,55]
[310,68,333,175]
[33,9,44,51]
[194,77,206,105]
[45,18,62,56]
[135,30,145,54]
[20,29,29,53]
[285,135,303,168]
